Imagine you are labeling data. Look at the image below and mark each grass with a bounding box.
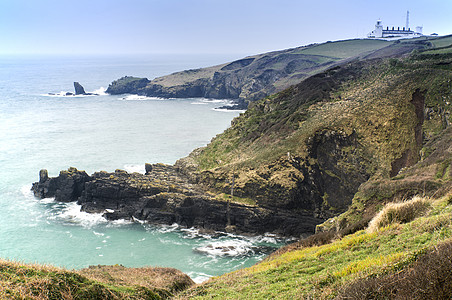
[291,39,391,58]
[367,196,431,233]
[180,193,452,299]
[0,261,194,299]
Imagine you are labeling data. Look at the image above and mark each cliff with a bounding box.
[22,34,452,299]
[175,36,452,222]
[106,39,428,105]
[34,36,452,238]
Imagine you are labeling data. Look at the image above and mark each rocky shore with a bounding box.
[32,164,323,237]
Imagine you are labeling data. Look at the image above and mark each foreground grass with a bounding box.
[180,193,452,299]
[0,262,193,299]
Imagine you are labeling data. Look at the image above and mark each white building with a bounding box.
[368,11,423,39]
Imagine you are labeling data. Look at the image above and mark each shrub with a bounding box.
[337,240,452,299]
[367,196,431,233]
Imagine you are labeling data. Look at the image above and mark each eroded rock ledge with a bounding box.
[32,164,322,237]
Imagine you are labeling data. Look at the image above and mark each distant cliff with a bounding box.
[106,39,428,106]
[36,36,452,237]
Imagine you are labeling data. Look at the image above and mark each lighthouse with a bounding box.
[367,11,423,39]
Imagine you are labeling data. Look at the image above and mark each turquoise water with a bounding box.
[0,55,285,282]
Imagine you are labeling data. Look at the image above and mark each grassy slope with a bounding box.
[0,263,193,299]
[176,39,452,298]
[180,192,452,299]
[178,39,451,215]
[292,39,390,58]
[149,39,391,93]
[2,37,451,299]
[191,43,451,172]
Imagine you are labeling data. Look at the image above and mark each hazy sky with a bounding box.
[1,0,451,55]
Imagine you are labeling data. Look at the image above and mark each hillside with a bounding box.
[16,35,452,299]
[0,262,193,299]
[175,35,452,222]
[106,38,430,107]
[171,35,452,298]
[180,191,452,299]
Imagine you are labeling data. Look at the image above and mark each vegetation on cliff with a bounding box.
[180,192,452,299]
[0,262,193,299]
[107,39,429,103]
[173,34,452,299]
[176,35,452,221]
[7,36,452,299]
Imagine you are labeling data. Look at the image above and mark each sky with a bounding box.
[0,0,451,56]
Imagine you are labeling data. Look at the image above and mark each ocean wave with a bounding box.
[92,87,107,95]
[21,185,35,200]
[194,239,254,257]
[180,227,214,239]
[212,108,246,113]
[123,164,145,174]
[119,95,164,101]
[42,86,107,97]
[198,98,231,104]
[187,272,212,283]
[154,223,180,233]
[47,202,107,228]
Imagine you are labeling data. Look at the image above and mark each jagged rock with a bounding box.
[106,76,150,95]
[74,82,86,95]
[32,164,322,236]
[145,163,153,174]
[32,167,91,202]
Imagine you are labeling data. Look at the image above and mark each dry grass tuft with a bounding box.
[78,265,194,294]
[337,239,452,299]
[367,196,431,233]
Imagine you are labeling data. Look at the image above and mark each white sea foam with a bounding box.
[108,219,133,226]
[93,231,105,237]
[156,223,180,233]
[188,272,212,283]
[123,164,145,174]
[49,202,107,228]
[42,86,106,97]
[194,239,254,257]
[120,94,164,101]
[198,98,231,104]
[93,87,107,95]
[20,185,35,200]
[212,108,246,113]
[180,227,213,239]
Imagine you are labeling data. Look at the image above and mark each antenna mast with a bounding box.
[406,10,410,29]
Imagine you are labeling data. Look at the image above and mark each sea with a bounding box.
[0,54,287,283]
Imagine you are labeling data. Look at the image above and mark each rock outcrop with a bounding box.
[74,82,86,95]
[33,38,452,239]
[32,167,91,202]
[32,165,323,236]
[106,76,150,95]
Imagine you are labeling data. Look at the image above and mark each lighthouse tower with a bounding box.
[373,19,384,38]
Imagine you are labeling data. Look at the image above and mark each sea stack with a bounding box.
[74,82,86,95]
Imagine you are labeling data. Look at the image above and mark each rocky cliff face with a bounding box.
[32,36,452,238]
[106,76,150,95]
[105,39,429,105]
[176,42,452,224]
[32,164,322,236]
